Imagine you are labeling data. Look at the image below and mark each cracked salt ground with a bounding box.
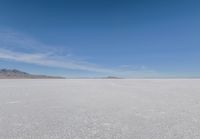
[1,79,200,138]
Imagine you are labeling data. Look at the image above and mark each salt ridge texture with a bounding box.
[0,79,200,139]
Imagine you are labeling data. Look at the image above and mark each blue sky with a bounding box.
[0,0,200,77]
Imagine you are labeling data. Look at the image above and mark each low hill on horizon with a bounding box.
[0,69,65,79]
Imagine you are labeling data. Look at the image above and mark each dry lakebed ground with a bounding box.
[0,79,200,139]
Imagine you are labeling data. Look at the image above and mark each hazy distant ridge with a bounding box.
[0,69,64,79]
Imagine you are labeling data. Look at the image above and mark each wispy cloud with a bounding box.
[0,30,158,77]
[0,48,116,73]
[0,30,116,73]
[0,30,66,55]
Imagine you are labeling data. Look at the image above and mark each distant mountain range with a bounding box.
[103,76,122,79]
[0,69,65,79]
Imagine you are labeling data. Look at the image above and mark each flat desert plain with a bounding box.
[1,79,200,139]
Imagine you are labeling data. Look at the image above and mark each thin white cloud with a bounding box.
[0,48,114,73]
[0,30,113,73]
[0,30,69,56]
[0,30,158,77]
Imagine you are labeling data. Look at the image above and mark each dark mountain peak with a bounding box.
[0,69,29,74]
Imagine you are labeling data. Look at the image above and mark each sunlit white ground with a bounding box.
[1,79,200,139]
